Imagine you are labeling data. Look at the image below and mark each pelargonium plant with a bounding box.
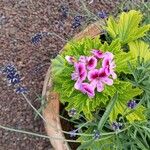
[51,10,150,149]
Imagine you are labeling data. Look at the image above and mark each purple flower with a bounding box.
[72,15,83,29]
[68,108,77,117]
[97,10,107,19]
[127,100,137,109]
[69,130,77,138]
[112,122,123,131]
[31,33,42,44]
[93,130,100,140]
[2,64,20,85]
[15,86,28,94]
[2,64,16,74]
[74,15,83,22]
[72,21,81,29]
[88,68,113,92]
[59,5,69,19]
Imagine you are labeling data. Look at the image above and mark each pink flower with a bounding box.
[88,68,113,92]
[65,56,76,64]
[79,56,97,70]
[92,50,104,59]
[71,62,87,90]
[102,52,117,79]
[80,83,95,98]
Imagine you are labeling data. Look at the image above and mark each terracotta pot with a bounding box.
[42,23,102,150]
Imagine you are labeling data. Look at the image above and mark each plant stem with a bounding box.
[22,93,92,137]
[0,125,83,143]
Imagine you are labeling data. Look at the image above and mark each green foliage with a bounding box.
[98,92,118,130]
[109,81,145,123]
[128,40,150,62]
[106,10,150,44]
[52,36,146,123]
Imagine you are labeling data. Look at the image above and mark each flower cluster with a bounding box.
[72,15,83,29]
[127,100,137,109]
[31,32,43,44]
[112,122,123,131]
[65,50,117,98]
[93,130,100,140]
[2,64,21,85]
[2,64,27,94]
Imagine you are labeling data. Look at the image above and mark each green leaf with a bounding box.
[128,40,150,62]
[51,55,66,75]
[110,81,145,123]
[106,10,150,44]
[106,16,118,39]
[98,92,118,130]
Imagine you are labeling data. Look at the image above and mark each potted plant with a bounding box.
[42,10,150,150]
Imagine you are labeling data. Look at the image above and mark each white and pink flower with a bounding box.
[65,50,117,98]
[88,68,113,92]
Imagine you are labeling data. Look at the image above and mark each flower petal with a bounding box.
[92,50,104,59]
[74,79,82,90]
[65,56,76,64]
[87,56,97,70]
[74,62,87,81]
[104,52,114,60]
[80,83,95,98]
[97,81,104,92]
[111,72,117,79]
[102,77,113,85]
[79,56,87,63]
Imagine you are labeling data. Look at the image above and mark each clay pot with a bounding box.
[42,23,101,150]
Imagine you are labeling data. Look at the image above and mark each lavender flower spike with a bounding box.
[69,129,78,138]
[93,130,100,140]
[97,10,107,19]
[68,108,77,117]
[112,122,123,131]
[127,100,137,109]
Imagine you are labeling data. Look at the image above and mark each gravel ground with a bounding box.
[0,0,121,150]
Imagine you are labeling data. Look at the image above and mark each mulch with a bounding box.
[0,0,121,149]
